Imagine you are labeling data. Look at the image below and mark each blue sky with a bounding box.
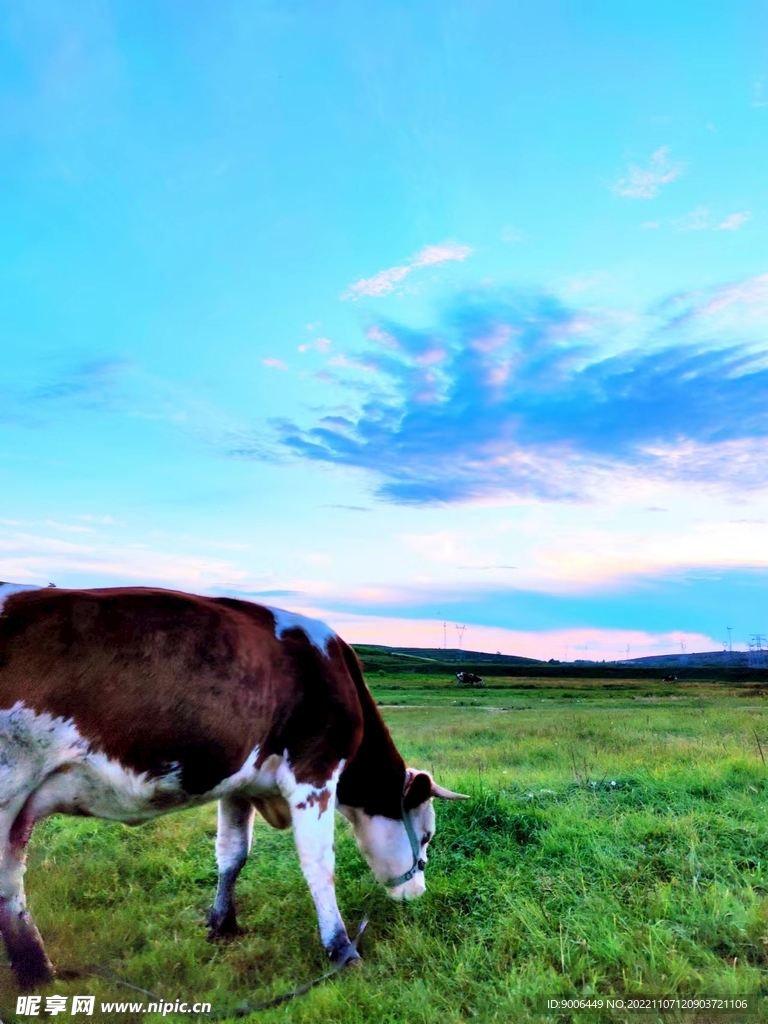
[1,1,767,658]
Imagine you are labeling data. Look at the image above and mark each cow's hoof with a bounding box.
[0,908,55,991]
[327,934,362,968]
[207,907,243,941]
[13,954,55,992]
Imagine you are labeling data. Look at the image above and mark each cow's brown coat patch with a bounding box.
[0,587,408,814]
[0,589,368,793]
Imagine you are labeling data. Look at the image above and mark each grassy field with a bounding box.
[4,675,768,1022]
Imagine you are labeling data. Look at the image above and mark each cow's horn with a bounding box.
[430,782,470,800]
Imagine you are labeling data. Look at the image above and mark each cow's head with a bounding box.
[339,769,468,900]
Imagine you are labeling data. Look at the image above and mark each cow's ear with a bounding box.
[403,770,433,811]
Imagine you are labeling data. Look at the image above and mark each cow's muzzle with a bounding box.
[388,874,427,901]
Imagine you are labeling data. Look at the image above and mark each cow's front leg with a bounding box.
[208,795,255,940]
[0,798,54,990]
[288,778,360,967]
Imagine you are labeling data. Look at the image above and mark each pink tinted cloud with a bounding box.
[695,273,768,318]
[327,353,377,372]
[366,325,400,348]
[261,357,288,370]
[415,347,447,366]
[662,273,768,337]
[343,241,472,299]
[470,325,513,353]
[411,242,472,268]
[298,337,333,354]
[487,360,513,387]
[288,608,718,662]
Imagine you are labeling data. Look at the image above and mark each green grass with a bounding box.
[4,680,768,1022]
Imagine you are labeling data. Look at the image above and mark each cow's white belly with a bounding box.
[27,751,283,825]
[1,703,284,828]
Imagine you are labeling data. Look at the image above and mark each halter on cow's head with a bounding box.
[339,769,468,900]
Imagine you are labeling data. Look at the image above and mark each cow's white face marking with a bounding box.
[265,605,335,653]
[340,800,436,901]
[0,582,42,616]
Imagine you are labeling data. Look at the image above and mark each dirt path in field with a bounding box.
[378,703,768,711]
[378,704,538,711]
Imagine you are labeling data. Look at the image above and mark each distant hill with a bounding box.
[352,644,542,676]
[357,644,541,665]
[618,650,768,669]
[351,644,768,681]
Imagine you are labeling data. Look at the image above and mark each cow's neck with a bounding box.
[337,678,406,820]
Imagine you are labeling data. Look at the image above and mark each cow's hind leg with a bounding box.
[208,795,255,939]
[0,796,54,990]
[286,773,360,967]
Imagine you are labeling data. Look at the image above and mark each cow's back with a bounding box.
[0,588,363,794]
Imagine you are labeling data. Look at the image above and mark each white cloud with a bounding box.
[0,528,250,590]
[613,147,684,199]
[342,241,472,299]
[298,337,333,354]
[261,357,288,370]
[528,501,768,588]
[641,210,753,234]
[717,211,751,231]
[410,243,470,268]
[673,206,709,232]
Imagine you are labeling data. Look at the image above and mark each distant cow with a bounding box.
[662,675,678,682]
[456,671,484,688]
[0,584,467,990]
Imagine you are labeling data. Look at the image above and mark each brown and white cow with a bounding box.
[0,583,466,990]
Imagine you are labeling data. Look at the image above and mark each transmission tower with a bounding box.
[455,624,466,655]
[749,635,767,668]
